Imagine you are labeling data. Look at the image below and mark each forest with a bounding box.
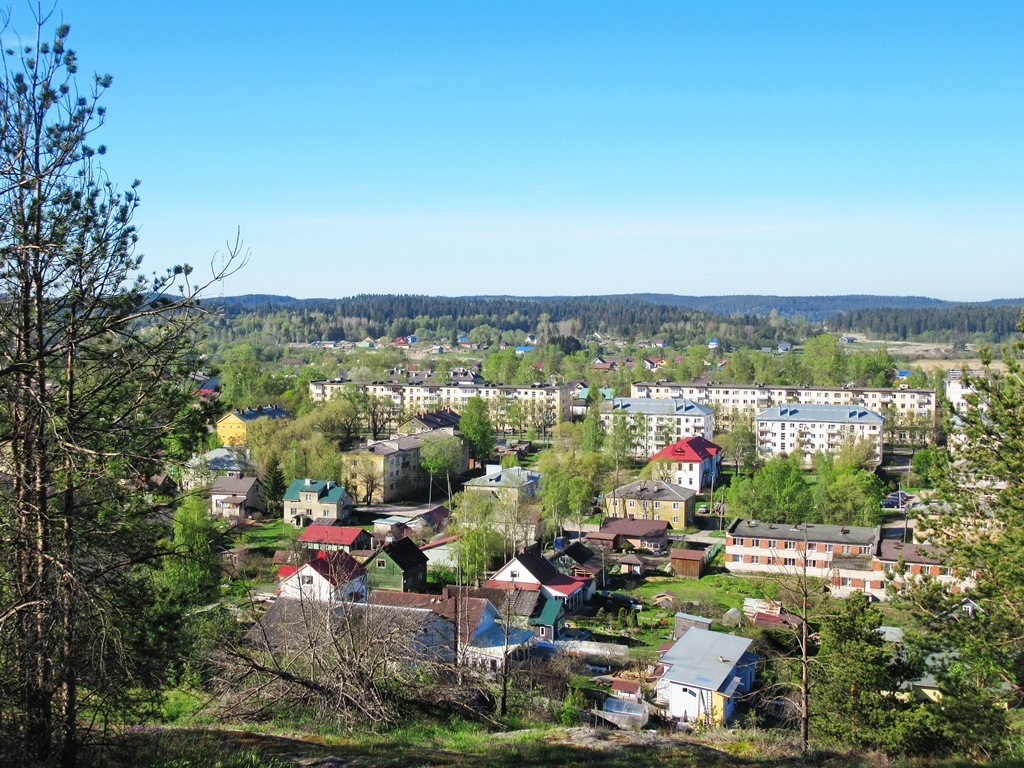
[201,292,1024,349]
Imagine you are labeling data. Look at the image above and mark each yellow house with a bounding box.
[216,404,291,446]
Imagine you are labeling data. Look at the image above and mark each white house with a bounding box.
[278,550,368,603]
[647,436,722,492]
[487,546,593,611]
[655,628,757,725]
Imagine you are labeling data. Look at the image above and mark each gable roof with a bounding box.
[649,436,722,463]
[463,466,541,490]
[406,409,462,430]
[506,545,559,583]
[599,518,670,538]
[302,550,366,586]
[298,525,368,547]
[756,404,883,425]
[558,541,596,565]
[210,475,260,496]
[609,480,696,503]
[227,404,291,422]
[378,537,429,571]
[456,587,542,619]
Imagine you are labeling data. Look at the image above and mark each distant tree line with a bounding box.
[827,303,1024,343]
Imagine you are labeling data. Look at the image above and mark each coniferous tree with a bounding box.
[0,14,243,764]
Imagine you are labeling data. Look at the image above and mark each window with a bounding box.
[300,575,313,585]
[784,540,796,549]
[752,538,761,547]
[751,555,761,564]
[842,545,851,554]
[768,539,777,548]
[731,554,741,562]
[825,544,834,553]
[510,570,520,579]
[672,516,679,524]
[377,559,387,569]
[672,502,680,510]
[784,558,797,567]
[806,542,816,551]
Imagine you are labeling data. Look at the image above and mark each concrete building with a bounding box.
[599,397,714,458]
[755,403,884,467]
[631,380,935,432]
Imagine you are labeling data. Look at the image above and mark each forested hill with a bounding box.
[617,294,949,320]
[827,303,1024,342]
[201,293,1024,346]
[212,293,1022,321]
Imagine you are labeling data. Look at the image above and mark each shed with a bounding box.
[674,612,713,639]
[669,546,709,579]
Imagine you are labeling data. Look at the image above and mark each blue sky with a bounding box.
[24,1,1024,300]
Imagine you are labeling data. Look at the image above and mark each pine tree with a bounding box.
[0,13,243,764]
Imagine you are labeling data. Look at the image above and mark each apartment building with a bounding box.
[310,379,572,432]
[726,519,884,598]
[631,380,935,430]
[598,398,714,457]
[725,519,973,600]
[754,403,884,466]
[346,428,470,504]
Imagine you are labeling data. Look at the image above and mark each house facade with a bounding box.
[648,436,722,492]
[283,479,354,527]
[604,480,696,530]
[586,518,670,554]
[209,476,265,520]
[278,550,368,603]
[346,428,469,504]
[487,546,593,611]
[655,628,757,725]
[215,404,291,446]
[754,404,884,467]
[367,537,429,593]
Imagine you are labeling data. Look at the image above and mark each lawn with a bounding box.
[232,518,297,552]
[628,572,765,611]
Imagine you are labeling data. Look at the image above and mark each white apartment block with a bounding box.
[944,369,985,417]
[598,398,714,457]
[310,379,573,431]
[631,381,936,429]
[755,403,884,466]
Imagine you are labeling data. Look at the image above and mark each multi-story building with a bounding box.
[215,404,291,446]
[944,368,985,417]
[725,519,973,601]
[755,403,884,466]
[309,379,573,433]
[283,479,354,527]
[598,398,714,457]
[345,428,469,504]
[725,519,883,598]
[603,479,696,530]
[647,436,722,492]
[631,380,936,433]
